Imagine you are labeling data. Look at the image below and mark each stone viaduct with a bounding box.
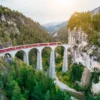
[0,42,73,78]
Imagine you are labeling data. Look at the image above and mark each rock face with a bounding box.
[68,28,100,71]
[68,28,89,67]
[91,81,100,95]
[81,68,92,89]
[68,28,88,46]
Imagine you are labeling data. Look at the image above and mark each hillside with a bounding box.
[52,26,68,43]
[0,5,55,47]
[42,21,67,34]
[91,6,100,15]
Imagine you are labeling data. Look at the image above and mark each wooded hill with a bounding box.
[0,5,55,47]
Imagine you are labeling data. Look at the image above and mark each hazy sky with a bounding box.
[0,0,100,24]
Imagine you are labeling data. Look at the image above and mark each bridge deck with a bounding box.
[0,42,61,54]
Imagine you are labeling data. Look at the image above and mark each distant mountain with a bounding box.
[0,5,55,47]
[42,21,67,34]
[91,6,100,15]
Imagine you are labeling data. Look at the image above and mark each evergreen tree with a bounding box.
[11,82,25,100]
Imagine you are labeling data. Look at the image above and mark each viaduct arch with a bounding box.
[0,42,73,79]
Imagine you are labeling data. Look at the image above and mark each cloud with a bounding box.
[0,0,100,24]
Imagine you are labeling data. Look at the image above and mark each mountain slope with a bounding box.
[42,21,67,33]
[0,5,55,47]
[91,6,100,15]
[52,26,68,43]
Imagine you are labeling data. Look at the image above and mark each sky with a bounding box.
[0,0,100,24]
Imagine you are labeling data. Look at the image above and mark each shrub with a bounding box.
[70,63,84,82]
[92,71,100,83]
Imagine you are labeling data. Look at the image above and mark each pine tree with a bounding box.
[11,83,25,100]
[45,90,51,100]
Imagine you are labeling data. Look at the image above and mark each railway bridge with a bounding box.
[0,42,73,78]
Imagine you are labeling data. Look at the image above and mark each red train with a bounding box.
[0,42,61,53]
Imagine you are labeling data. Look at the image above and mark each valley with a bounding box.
[0,4,100,100]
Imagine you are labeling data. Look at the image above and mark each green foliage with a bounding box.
[86,92,100,100]
[0,5,55,47]
[56,62,85,92]
[45,90,51,100]
[42,48,51,71]
[70,63,84,82]
[11,82,25,100]
[67,12,100,46]
[29,49,37,68]
[68,12,92,32]
[92,12,100,32]
[92,71,100,83]
[55,88,65,100]
[0,60,71,100]
[15,51,24,60]
[0,7,3,15]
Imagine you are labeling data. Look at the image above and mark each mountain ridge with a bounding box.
[91,6,100,15]
[42,21,67,34]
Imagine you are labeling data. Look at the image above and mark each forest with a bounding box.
[0,5,54,47]
[0,58,71,100]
